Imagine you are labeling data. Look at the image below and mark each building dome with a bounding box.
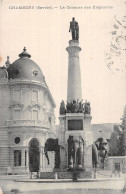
[0,67,8,79]
[7,47,45,83]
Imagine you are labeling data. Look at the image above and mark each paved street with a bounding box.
[3,189,125,194]
[18,190,125,194]
[0,176,125,194]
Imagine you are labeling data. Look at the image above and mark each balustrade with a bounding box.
[5,120,49,128]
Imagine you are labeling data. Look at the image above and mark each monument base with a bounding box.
[40,171,92,179]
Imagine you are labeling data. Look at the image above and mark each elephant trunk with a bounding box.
[44,147,50,165]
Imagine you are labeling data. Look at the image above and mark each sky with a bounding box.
[0,0,126,124]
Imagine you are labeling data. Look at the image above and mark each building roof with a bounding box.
[91,123,117,140]
[7,47,45,83]
[6,47,56,108]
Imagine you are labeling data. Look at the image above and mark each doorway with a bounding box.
[29,138,40,172]
[115,163,120,172]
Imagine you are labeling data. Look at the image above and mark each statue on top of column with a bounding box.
[69,17,79,41]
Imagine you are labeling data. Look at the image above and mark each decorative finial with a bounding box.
[23,47,26,52]
[19,47,31,58]
[7,56,10,61]
[5,56,10,68]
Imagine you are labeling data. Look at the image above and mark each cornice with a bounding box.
[28,102,42,110]
[7,126,49,134]
[9,103,24,109]
[65,113,84,119]
[9,79,47,89]
[5,119,50,129]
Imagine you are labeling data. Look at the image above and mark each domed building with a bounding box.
[0,48,56,174]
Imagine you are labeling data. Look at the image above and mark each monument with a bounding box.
[59,18,93,171]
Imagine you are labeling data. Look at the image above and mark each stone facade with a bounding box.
[0,48,56,174]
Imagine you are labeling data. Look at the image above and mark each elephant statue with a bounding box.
[92,142,98,168]
[67,135,84,170]
[92,137,108,168]
[44,138,62,168]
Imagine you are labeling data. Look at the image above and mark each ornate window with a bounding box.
[13,90,21,101]
[32,90,38,102]
[33,70,38,76]
[14,150,21,166]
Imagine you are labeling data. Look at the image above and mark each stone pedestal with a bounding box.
[59,113,93,171]
[39,150,55,172]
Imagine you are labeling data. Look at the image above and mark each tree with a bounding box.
[119,105,126,155]
[109,106,126,156]
[109,125,121,156]
[118,130,126,156]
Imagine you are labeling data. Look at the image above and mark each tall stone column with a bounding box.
[59,18,93,172]
[66,40,82,103]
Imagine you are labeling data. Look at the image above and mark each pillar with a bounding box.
[39,147,44,171]
[9,148,14,167]
[26,149,29,171]
[66,40,82,102]
[21,149,25,167]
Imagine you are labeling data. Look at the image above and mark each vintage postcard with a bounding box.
[0,0,126,193]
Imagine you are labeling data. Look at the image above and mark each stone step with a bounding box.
[40,171,92,179]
